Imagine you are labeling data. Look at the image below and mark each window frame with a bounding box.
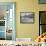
[39,11,46,35]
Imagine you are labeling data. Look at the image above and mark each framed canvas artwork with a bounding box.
[20,12,34,24]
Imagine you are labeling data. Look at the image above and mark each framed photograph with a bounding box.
[39,0,46,4]
[20,12,34,24]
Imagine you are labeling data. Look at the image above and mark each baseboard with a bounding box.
[16,38,32,42]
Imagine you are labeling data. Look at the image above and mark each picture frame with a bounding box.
[39,0,46,4]
[20,12,34,24]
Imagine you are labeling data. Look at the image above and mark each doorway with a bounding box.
[0,2,16,40]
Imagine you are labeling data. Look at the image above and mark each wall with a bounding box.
[0,0,46,40]
[16,0,35,39]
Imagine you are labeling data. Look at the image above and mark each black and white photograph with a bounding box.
[20,12,34,24]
